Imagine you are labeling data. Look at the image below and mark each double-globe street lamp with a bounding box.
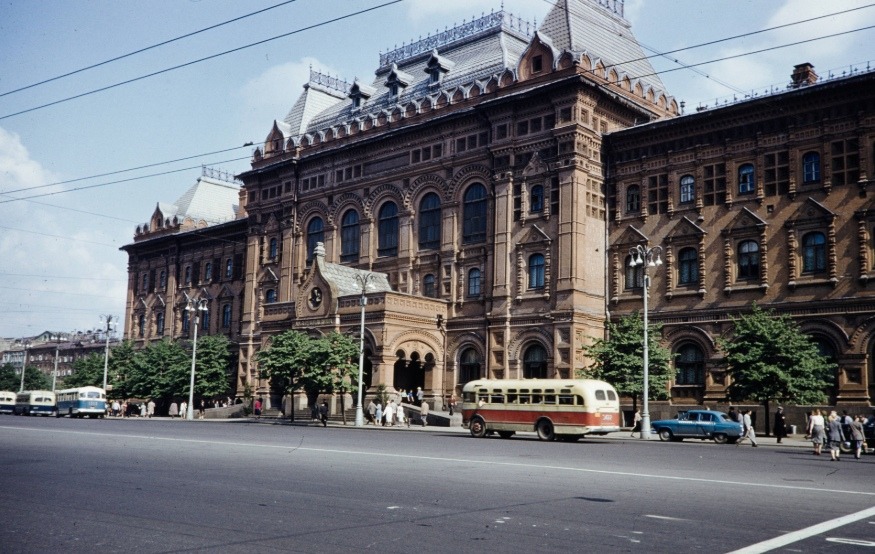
[628,244,663,440]
[354,273,373,427]
[18,341,31,392]
[185,295,209,420]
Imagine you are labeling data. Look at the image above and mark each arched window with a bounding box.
[530,184,544,213]
[459,348,481,384]
[528,253,545,289]
[222,304,232,328]
[268,238,278,260]
[138,314,145,338]
[678,247,698,285]
[462,184,487,244]
[422,274,436,298]
[675,344,705,385]
[626,185,641,213]
[738,163,755,195]
[802,231,827,273]
[201,308,210,331]
[184,265,192,285]
[340,209,360,263]
[737,240,760,280]
[679,175,695,204]
[467,267,481,297]
[802,152,821,184]
[418,193,441,250]
[306,217,324,263]
[625,255,643,289]
[225,258,233,278]
[378,201,399,257]
[523,344,548,379]
[265,289,277,303]
[141,273,148,292]
[159,270,167,289]
[156,312,165,335]
[182,310,190,333]
[202,264,210,283]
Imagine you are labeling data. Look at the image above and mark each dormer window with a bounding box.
[348,79,375,110]
[424,49,455,88]
[385,63,413,97]
[532,55,543,74]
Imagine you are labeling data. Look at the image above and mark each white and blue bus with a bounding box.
[55,386,107,418]
[14,390,57,416]
[0,390,16,414]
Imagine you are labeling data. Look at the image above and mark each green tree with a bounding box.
[578,312,674,411]
[126,340,189,409]
[719,304,833,436]
[257,330,314,419]
[190,335,232,399]
[311,332,360,424]
[107,341,138,399]
[62,353,106,388]
[20,366,51,391]
[0,363,19,390]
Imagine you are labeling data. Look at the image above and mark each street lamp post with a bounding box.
[18,341,30,392]
[354,273,373,427]
[100,315,116,392]
[186,296,208,420]
[51,334,67,392]
[629,244,663,440]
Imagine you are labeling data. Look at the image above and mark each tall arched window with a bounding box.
[530,184,544,213]
[159,270,167,289]
[156,312,165,335]
[678,247,698,285]
[378,201,399,257]
[422,274,436,298]
[182,310,190,333]
[802,152,821,184]
[467,267,481,297]
[679,175,695,204]
[202,264,210,283]
[802,231,826,273]
[625,255,643,289]
[523,344,548,379]
[528,253,545,289]
[737,240,760,280]
[462,184,487,244]
[738,163,755,195]
[222,304,232,328]
[626,185,641,213]
[225,258,233,278]
[459,348,481,384]
[306,217,324,263]
[201,308,210,331]
[675,343,705,385]
[418,193,441,250]
[268,238,278,260]
[340,209,360,263]
[138,314,145,338]
[184,265,192,285]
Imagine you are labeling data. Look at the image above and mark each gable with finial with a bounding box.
[665,216,706,244]
[722,207,767,238]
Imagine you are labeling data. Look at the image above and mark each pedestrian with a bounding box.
[254,398,262,419]
[198,399,205,419]
[319,400,329,427]
[407,390,414,404]
[416,387,424,405]
[180,401,187,419]
[736,409,758,447]
[397,404,407,427]
[420,400,429,427]
[449,394,457,416]
[850,415,866,460]
[121,401,128,418]
[826,411,846,461]
[384,400,396,426]
[630,410,642,438]
[111,400,121,417]
[728,406,739,423]
[311,402,319,421]
[366,399,377,425]
[147,399,156,418]
[773,406,787,443]
[375,401,383,426]
[168,402,179,418]
[808,408,825,455]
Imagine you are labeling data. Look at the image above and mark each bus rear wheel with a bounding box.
[536,419,555,441]
[469,416,487,438]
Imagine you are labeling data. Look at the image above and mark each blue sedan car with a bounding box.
[650,410,743,444]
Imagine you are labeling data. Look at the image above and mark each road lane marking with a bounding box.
[644,515,688,521]
[3,425,874,499]
[727,506,875,553]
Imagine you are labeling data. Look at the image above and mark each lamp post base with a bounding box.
[640,414,651,439]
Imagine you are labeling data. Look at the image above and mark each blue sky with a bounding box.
[0,0,873,338]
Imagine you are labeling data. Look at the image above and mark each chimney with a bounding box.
[791,63,818,88]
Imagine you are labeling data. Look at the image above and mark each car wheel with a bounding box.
[713,433,728,444]
[536,419,555,441]
[497,431,515,439]
[839,441,853,454]
[658,428,673,441]
[469,416,487,438]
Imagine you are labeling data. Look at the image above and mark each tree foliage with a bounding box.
[0,363,20,391]
[63,353,106,388]
[720,304,833,407]
[578,313,674,406]
[191,335,232,398]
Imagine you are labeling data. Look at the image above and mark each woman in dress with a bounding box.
[850,415,866,460]
[807,408,825,455]
[826,411,846,461]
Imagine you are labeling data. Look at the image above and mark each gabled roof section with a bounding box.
[283,70,349,135]
[173,175,240,225]
[539,0,668,95]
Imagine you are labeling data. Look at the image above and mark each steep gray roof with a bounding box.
[539,0,667,94]
[283,81,347,136]
[172,176,240,224]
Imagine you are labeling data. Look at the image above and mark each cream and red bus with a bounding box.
[461,379,621,441]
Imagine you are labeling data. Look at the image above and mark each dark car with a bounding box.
[650,410,744,444]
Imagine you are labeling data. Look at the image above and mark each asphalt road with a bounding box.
[0,416,872,553]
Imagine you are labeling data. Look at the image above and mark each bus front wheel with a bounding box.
[469,416,487,438]
[536,419,555,441]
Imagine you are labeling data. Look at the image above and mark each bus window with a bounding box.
[595,390,606,401]
[532,395,542,404]
[506,394,518,403]
[607,390,617,401]
[558,394,574,405]
[575,395,585,405]
[463,392,476,402]
[518,395,530,404]
[544,395,556,404]
[491,394,504,403]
